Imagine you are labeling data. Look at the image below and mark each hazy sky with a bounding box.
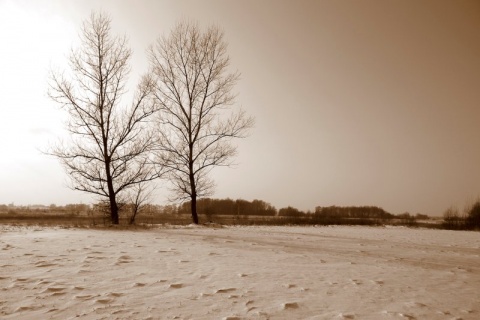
[1,0,479,215]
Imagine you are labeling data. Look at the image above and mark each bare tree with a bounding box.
[126,182,154,225]
[149,22,254,224]
[48,12,158,224]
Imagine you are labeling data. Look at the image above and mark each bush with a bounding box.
[466,201,480,230]
[442,206,465,230]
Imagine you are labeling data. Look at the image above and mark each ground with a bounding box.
[1,225,479,319]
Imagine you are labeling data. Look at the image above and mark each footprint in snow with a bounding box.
[75,294,95,300]
[35,261,58,268]
[282,302,299,309]
[216,288,236,293]
[133,282,146,287]
[108,292,124,297]
[198,292,213,298]
[15,306,37,312]
[115,255,133,265]
[96,298,114,304]
[405,301,427,308]
[44,286,66,292]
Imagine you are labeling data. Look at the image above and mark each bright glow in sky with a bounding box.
[1,0,479,215]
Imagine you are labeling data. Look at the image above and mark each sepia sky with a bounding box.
[1,0,479,215]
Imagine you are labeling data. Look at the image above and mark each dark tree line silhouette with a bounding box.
[176,198,277,218]
[7,199,480,231]
[313,205,393,219]
[145,201,427,227]
[443,200,480,230]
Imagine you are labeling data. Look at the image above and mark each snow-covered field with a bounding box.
[1,225,479,320]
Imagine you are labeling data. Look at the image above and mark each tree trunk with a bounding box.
[190,193,199,224]
[102,147,119,224]
[105,160,119,224]
[188,140,199,224]
[189,164,199,224]
[109,194,119,225]
[129,205,138,225]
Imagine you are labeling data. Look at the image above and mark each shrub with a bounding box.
[442,206,465,230]
[466,201,480,230]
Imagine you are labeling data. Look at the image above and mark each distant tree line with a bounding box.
[442,200,480,230]
[7,199,480,231]
[176,198,277,218]
[1,201,431,227]
[313,205,393,219]
[274,205,414,226]
[0,203,90,215]
[173,201,427,227]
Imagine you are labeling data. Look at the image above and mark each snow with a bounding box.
[1,225,479,319]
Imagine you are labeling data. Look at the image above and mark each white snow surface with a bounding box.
[0,225,479,319]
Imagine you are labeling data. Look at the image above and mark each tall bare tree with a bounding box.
[149,22,254,224]
[48,12,158,224]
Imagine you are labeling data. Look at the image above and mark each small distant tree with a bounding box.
[149,21,254,224]
[279,206,303,217]
[442,206,464,230]
[126,182,154,225]
[48,12,158,224]
[415,213,430,220]
[397,212,417,226]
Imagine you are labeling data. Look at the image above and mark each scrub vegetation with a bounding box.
[442,199,480,231]
[0,200,442,229]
